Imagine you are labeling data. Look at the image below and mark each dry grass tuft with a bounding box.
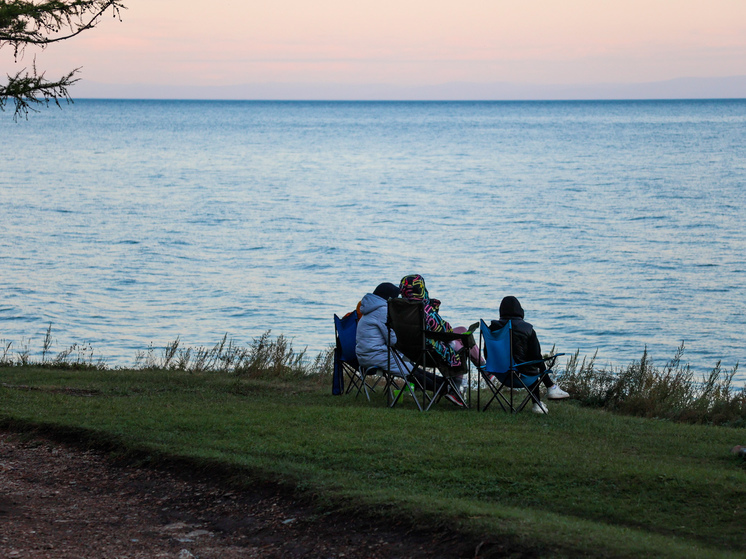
[558,343,744,426]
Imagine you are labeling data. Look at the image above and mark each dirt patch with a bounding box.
[0,429,520,558]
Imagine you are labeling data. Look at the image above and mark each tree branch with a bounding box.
[1,0,124,119]
[1,1,124,56]
[0,62,79,120]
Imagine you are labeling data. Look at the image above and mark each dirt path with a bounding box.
[0,430,511,559]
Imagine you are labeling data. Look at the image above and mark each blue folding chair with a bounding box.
[333,312,380,399]
[477,319,563,413]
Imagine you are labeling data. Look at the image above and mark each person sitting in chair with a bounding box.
[356,281,464,407]
[489,295,569,414]
[398,274,484,393]
[399,274,464,368]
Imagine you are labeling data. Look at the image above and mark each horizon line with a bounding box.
[73,97,746,102]
[70,75,746,103]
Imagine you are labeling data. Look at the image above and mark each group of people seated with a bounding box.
[354,274,569,413]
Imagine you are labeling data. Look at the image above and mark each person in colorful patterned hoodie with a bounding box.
[398,274,464,369]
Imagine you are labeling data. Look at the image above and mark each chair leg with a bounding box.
[387,382,402,407]
[348,370,370,400]
[514,373,547,413]
[425,379,448,411]
[387,375,423,411]
[480,372,510,412]
[385,372,404,407]
[357,369,384,402]
[481,372,534,413]
[345,370,362,395]
[386,352,432,412]
[494,386,513,413]
[406,378,423,411]
[449,377,468,408]
[360,374,372,401]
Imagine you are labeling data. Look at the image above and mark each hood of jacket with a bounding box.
[399,274,444,311]
[499,296,525,319]
[359,292,388,316]
[399,274,429,303]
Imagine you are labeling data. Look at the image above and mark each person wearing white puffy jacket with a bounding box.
[355,282,464,407]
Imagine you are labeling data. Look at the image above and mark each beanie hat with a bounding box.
[373,282,400,300]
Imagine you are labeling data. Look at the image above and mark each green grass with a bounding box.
[2,365,745,558]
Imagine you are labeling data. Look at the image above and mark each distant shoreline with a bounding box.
[72,97,746,103]
[72,75,746,102]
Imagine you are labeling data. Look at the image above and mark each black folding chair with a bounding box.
[386,298,473,411]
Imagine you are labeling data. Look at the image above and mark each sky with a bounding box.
[6,0,746,98]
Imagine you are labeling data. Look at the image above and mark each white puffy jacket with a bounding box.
[355,293,411,376]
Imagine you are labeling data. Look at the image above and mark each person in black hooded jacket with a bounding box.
[489,295,569,413]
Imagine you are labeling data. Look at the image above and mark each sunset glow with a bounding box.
[7,0,746,96]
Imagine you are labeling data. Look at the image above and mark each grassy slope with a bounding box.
[1,366,745,558]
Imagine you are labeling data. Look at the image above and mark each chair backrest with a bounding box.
[334,313,359,366]
[386,298,426,363]
[480,319,513,375]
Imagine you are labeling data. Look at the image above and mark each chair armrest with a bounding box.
[514,353,566,368]
[425,330,475,347]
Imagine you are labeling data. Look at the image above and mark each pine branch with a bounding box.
[1,0,124,118]
[1,1,124,57]
[0,62,79,120]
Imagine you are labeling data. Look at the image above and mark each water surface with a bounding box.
[1,100,744,380]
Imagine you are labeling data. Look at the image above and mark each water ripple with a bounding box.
[1,99,744,379]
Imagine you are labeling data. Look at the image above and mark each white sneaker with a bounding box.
[531,401,549,414]
[547,385,569,400]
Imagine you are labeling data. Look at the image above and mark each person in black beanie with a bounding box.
[489,295,569,414]
[373,282,400,300]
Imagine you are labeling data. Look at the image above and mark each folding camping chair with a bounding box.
[477,319,564,413]
[386,298,473,411]
[333,312,381,400]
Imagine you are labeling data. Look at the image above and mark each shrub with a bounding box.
[558,344,744,425]
[134,330,333,383]
[1,324,105,371]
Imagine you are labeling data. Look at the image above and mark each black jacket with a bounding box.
[489,296,545,375]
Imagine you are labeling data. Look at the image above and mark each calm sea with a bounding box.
[1,100,745,381]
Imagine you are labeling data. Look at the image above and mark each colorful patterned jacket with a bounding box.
[399,274,462,368]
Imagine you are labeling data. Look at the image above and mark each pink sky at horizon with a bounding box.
[5,0,746,92]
